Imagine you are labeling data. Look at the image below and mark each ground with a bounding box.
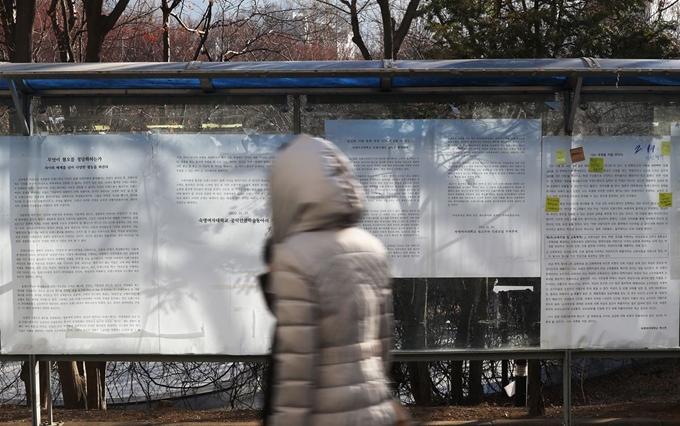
[1,359,680,423]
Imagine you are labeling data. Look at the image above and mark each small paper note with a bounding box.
[504,381,516,397]
[659,193,673,208]
[589,157,604,172]
[556,150,567,165]
[662,141,672,156]
[570,147,585,163]
[546,197,560,212]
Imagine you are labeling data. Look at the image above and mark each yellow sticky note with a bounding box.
[546,197,560,212]
[659,193,673,208]
[556,150,567,165]
[589,157,604,172]
[662,141,672,156]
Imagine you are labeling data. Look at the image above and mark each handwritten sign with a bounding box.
[659,193,673,208]
[546,197,560,212]
[556,150,567,165]
[589,157,604,173]
[662,141,672,156]
[570,147,585,163]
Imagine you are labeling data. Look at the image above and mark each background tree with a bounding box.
[46,0,80,62]
[160,0,183,61]
[0,0,37,61]
[83,0,131,61]
[423,0,680,59]
[304,0,423,59]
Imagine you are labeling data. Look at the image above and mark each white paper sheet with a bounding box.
[325,120,434,277]
[541,136,680,348]
[0,135,159,354]
[433,119,542,277]
[0,138,11,353]
[153,134,291,354]
[326,119,541,278]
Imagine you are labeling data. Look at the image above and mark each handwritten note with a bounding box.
[570,147,585,163]
[546,197,560,212]
[659,193,673,208]
[556,150,567,165]
[589,157,604,173]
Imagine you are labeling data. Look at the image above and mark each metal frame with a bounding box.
[5,349,680,426]
[3,59,680,136]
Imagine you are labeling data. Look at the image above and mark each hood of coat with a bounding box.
[269,134,365,243]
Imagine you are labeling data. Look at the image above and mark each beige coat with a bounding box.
[267,135,397,426]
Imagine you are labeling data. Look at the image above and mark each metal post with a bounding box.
[28,355,41,426]
[565,77,583,136]
[25,95,33,136]
[514,359,527,406]
[45,362,55,426]
[563,350,572,426]
[293,95,301,134]
[7,79,30,136]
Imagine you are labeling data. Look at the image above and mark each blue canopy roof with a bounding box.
[2,58,680,101]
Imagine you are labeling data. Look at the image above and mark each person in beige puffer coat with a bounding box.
[267,134,399,426]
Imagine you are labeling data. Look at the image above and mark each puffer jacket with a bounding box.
[267,134,397,426]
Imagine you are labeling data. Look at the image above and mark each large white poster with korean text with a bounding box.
[326,119,541,278]
[4,127,678,354]
[0,135,159,354]
[325,120,434,277]
[0,134,288,355]
[433,119,541,277]
[154,134,292,354]
[541,136,680,348]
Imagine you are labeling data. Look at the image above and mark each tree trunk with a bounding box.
[527,359,545,415]
[346,0,371,59]
[162,12,170,62]
[86,361,107,410]
[466,278,489,405]
[48,0,77,63]
[0,0,36,63]
[14,0,36,62]
[20,361,49,409]
[376,0,393,59]
[467,361,484,405]
[392,0,421,58]
[58,361,87,409]
[403,278,431,405]
[83,0,131,62]
[450,360,464,405]
[450,279,474,405]
[499,291,509,387]
[84,12,104,61]
[160,0,181,62]
[407,362,431,406]
[191,2,213,61]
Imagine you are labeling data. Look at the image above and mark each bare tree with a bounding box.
[160,0,182,61]
[83,0,131,62]
[47,0,79,62]
[0,0,37,62]
[306,0,422,59]
[58,361,88,409]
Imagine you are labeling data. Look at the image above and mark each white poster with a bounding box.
[154,134,292,354]
[326,119,541,278]
[434,120,542,277]
[0,138,12,352]
[541,136,680,349]
[0,135,159,354]
[325,120,434,277]
[3,128,676,353]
